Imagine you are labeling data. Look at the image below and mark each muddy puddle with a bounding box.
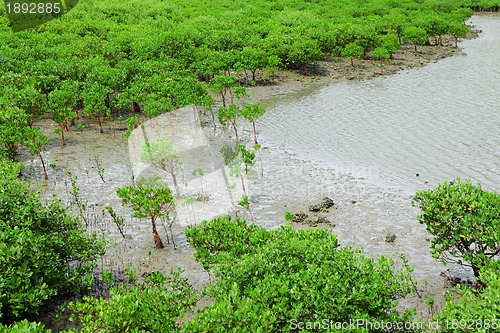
[19,14,499,329]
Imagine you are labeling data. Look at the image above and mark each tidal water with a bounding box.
[259,15,500,195]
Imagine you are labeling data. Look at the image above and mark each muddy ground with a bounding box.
[18,28,482,331]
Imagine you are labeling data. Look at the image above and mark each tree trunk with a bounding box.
[244,70,249,85]
[221,93,226,108]
[151,216,164,249]
[105,93,111,110]
[38,149,48,180]
[210,109,216,132]
[239,173,246,196]
[171,171,180,198]
[232,122,239,144]
[60,124,66,146]
[252,119,258,144]
[132,101,140,116]
[350,58,354,67]
[97,114,104,133]
[251,69,256,82]
[472,264,486,289]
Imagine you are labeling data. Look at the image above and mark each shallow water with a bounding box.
[258,15,500,195]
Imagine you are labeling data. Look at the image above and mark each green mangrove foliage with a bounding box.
[117,176,175,249]
[185,216,271,272]
[0,0,498,328]
[0,159,105,320]
[185,216,418,332]
[0,319,51,333]
[140,139,183,198]
[437,260,500,333]
[413,178,500,288]
[240,103,266,145]
[65,269,198,333]
[220,144,256,197]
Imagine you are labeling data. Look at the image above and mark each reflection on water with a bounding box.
[259,15,500,194]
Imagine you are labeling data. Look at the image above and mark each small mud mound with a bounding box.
[308,197,335,212]
[291,211,335,227]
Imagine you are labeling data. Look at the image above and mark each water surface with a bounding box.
[259,15,500,194]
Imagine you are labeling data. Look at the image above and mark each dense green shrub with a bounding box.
[0,160,106,319]
[0,105,28,160]
[437,260,500,333]
[185,215,272,272]
[413,178,500,287]
[185,217,417,332]
[0,319,51,333]
[65,269,198,333]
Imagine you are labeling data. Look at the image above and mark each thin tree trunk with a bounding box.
[171,171,180,198]
[191,204,196,224]
[252,119,258,144]
[151,216,164,249]
[38,149,48,180]
[210,109,216,132]
[239,173,246,196]
[105,93,111,110]
[232,122,239,144]
[248,206,255,224]
[97,114,104,133]
[169,225,176,250]
[60,124,66,146]
[472,264,486,289]
[244,70,249,85]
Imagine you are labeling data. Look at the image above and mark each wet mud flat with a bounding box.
[18,25,488,329]
[23,110,471,330]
